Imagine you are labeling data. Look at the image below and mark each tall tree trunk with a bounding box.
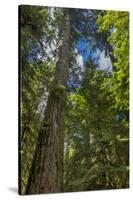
[25,9,70,194]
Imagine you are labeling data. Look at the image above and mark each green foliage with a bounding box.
[20,5,56,194]
[97,11,129,112]
[20,6,129,194]
[64,62,129,191]
[21,6,49,61]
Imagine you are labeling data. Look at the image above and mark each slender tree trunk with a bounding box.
[25,9,70,194]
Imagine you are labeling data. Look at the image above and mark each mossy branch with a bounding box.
[51,84,66,96]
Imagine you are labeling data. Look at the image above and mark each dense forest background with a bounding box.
[19,5,129,195]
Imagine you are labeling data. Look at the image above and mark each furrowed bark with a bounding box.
[25,9,70,194]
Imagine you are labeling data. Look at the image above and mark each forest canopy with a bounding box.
[19,5,129,195]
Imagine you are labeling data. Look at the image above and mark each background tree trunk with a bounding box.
[25,9,70,194]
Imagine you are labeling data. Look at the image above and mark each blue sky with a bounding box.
[28,37,112,71]
[76,39,91,63]
[76,39,112,70]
